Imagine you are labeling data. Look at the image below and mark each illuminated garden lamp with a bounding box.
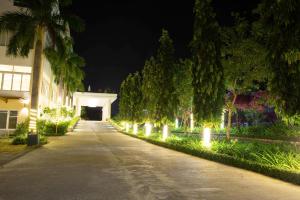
[203,127,211,148]
[121,121,126,130]
[125,122,130,132]
[175,118,179,129]
[145,122,152,137]
[133,123,138,135]
[162,125,168,141]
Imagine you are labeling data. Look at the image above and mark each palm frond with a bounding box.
[7,22,36,57]
[61,14,85,32]
[0,11,34,32]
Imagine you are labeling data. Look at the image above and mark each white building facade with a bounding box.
[0,0,72,132]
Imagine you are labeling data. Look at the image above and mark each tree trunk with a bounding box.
[226,93,237,140]
[226,108,232,140]
[30,27,44,133]
[63,83,67,106]
[59,77,63,105]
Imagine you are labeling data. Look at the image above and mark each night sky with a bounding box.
[70,0,261,114]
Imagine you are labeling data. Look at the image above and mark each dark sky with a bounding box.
[70,0,261,114]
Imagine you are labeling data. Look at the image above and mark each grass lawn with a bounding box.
[0,137,33,165]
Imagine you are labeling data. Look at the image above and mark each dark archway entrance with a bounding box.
[81,106,103,121]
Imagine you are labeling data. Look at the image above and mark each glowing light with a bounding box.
[20,107,29,116]
[203,127,211,148]
[162,125,168,141]
[121,121,126,129]
[175,118,179,129]
[190,113,194,132]
[145,122,152,137]
[133,123,138,135]
[87,99,98,107]
[125,123,130,132]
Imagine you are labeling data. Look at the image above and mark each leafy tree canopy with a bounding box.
[254,0,300,117]
[191,0,224,125]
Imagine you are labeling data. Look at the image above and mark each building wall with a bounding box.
[0,99,28,124]
[0,0,18,15]
[0,0,72,131]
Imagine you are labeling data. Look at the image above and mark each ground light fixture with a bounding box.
[133,123,138,135]
[145,122,152,137]
[162,125,168,141]
[21,107,29,116]
[175,118,179,129]
[203,127,211,148]
[121,121,126,130]
[125,122,130,132]
[190,113,194,132]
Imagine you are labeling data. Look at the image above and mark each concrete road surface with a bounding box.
[0,120,299,200]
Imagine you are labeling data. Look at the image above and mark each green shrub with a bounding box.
[37,120,70,136]
[68,116,80,129]
[14,118,29,136]
[12,135,27,145]
[231,122,300,140]
[39,134,48,144]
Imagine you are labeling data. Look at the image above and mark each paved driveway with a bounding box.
[0,120,299,200]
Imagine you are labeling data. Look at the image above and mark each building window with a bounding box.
[0,111,18,129]
[0,65,31,91]
[21,74,31,91]
[8,111,18,129]
[0,65,13,72]
[2,73,12,90]
[0,111,8,129]
[12,74,22,90]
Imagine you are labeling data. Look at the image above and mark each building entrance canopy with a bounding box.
[73,92,117,121]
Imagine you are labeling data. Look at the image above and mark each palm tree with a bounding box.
[0,0,84,132]
[44,37,85,103]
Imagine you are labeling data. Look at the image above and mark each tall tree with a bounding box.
[222,17,269,139]
[142,57,160,122]
[119,72,143,123]
[174,59,193,129]
[0,0,84,132]
[119,77,130,121]
[190,0,224,125]
[155,29,178,126]
[255,0,300,117]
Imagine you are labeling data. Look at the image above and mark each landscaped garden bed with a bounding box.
[172,122,300,142]
[111,120,300,185]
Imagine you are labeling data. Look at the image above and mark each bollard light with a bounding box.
[145,122,152,137]
[121,121,126,130]
[175,118,179,129]
[162,125,168,141]
[125,123,130,132]
[203,127,211,148]
[133,123,138,135]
